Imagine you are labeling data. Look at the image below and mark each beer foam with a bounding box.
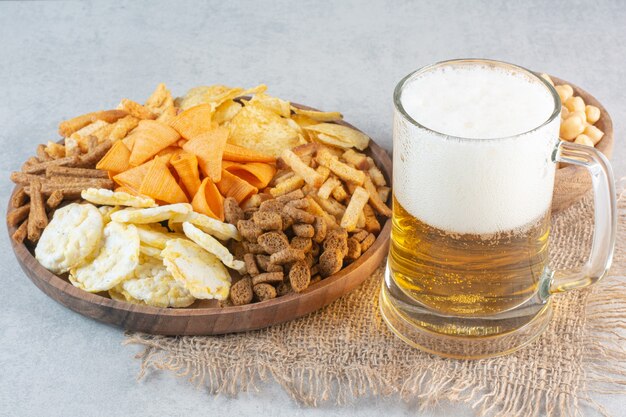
[394,63,559,234]
[401,64,554,139]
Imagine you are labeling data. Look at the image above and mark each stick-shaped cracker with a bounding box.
[7,203,30,227]
[281,149,324,188]
[362,176,392,217]
[316,149,365,185]
[340,187,370,232]
[12,219,28,244]
[27,179,47,241]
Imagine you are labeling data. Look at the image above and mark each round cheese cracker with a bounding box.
[171,211,240,241]
[111,203,192,224]
[162,238,231,300]
[82,188,157,208]
[182,222,245,272]
[35,203,104,274]
[115,255,195,308]
[70,221,140,292]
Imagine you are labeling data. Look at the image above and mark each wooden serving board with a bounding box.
[551,76,614,212]
[8,107,392,336]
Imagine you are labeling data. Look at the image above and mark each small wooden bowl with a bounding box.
[7,105,392,336]
[551,76,614,212]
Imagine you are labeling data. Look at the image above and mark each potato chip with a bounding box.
[82,188,157,208]
[291,107,343,122]
[304,123,369,150]
[178,84,267,111]
[250,93,291,118]
[169,104,215,140]
[213,100,242,124]
[111,203,192,224]
[312,132,353,149]
[170,211,240,241]
[228,100,303,157]
[35,203,104,274]
[162,238,231,300]
[116,255,195,308]
[182,222,245,272]
[70,221,140,292]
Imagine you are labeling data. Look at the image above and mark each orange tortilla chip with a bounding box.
[155,146,183,164]
[139,157,188,204]
[128,120,181,166]
[112,159,152,192]
[182,126,229,182]
[222,143,276,163]
[216,169,257,203]
[171,151,202,197]
[192,178,224,221]
[222,161,276,189]
[169,103,215,140]
[122,134,136,151]
[96,140,131,174]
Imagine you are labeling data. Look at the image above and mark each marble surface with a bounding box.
[1,1,624,416]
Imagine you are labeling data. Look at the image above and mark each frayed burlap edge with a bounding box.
[124,186,626,417]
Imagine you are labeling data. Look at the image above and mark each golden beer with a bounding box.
[383,59,616,358]
[388,196,550,316]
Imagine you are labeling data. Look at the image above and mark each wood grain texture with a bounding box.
[551,76,614,212]
[7,103,392,336]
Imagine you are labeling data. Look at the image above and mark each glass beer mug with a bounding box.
[380,59,616,358]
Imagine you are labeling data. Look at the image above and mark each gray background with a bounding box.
[1,1,624,416]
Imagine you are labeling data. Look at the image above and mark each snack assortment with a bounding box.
[8,139,114,244]
[540,74,605,147]
[223,142,391,305]
[7,83,391,308]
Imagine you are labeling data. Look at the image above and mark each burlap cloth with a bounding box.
[125,187,626,417]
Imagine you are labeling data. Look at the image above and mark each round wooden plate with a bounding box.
[551,76,614,212]
[7,106,392,336]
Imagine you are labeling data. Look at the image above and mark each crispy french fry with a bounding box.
[362,175,392,217]
[109,115,140,142]
[342,149,369,170]
[356,211,366,229]
[45,142,66,159]
[36,144,52,161]
[316,165,330,183]
[305,195,338,228]
[291,142,319,157]
[317,177,341,200]
[269,174,305,197]
[331,184,348,203]
[363,204,381,233]
[316,148,365,185]
[311,194,345,218]
[58,110,128,137]
[377,186,391,203]
[368,164,387,187]
[119,98,156,120]
[341,186,369,231]
[280,149,324,188]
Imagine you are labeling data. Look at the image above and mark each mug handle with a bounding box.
[547,141,617,295]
